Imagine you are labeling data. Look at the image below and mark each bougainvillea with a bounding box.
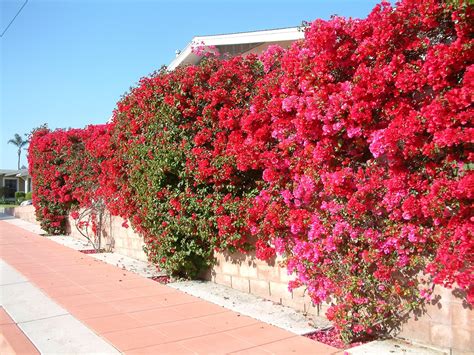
[28,0,473,343]
[28,125,109,235]
[240,0,473,341]
[104,56,265,277]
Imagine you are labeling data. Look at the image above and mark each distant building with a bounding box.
[168,27,304,70]
[0,169,31,200]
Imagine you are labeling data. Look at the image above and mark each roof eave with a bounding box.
[168,27,304,71]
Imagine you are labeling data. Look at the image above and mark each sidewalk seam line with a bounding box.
[16,312,70,325]
[123,322,267,352]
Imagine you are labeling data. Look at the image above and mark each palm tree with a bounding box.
[8,133,29,170]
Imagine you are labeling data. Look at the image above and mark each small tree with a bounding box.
[72,199,107,252]
[8,133,29,170]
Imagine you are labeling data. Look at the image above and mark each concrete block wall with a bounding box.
[210,250,473,354]
[8,206,147,262]
[65,211,147,262]
[398,285,473,354]
[208,250,328,318]
[107,215,147,261]
[9,205,37,224]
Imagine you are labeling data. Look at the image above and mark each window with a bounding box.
[4,179,17,198]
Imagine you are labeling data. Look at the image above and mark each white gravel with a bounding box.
[167,279,331,335]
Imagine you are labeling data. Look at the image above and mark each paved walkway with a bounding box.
[1,307,39,354]
[0,219,338,354]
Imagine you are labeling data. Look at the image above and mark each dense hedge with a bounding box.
[28,125,108,234]
[242,0,474,340]
[103,56,265,277]
[29,0,473,342]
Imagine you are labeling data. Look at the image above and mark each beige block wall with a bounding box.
[8,205,147,262]
[398,285,474,354]
[108,215,147,261]
[209,250,474,354]
[208,250,325,317]
[10,205,38,224]
[65,211,147,261]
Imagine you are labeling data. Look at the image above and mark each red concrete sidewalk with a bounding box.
[0,220,338,354]
[0,307,40,354]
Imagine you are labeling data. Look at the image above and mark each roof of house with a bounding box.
[168,26,304,71]
[0,169,29,178]
[0,169,19,176]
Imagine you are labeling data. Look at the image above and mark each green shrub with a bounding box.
[25,192,32,200]
[15,191,26,204]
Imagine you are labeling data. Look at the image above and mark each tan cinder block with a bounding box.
[430,323,453,349]
[218,250,255,266]
[12,206,41,225]
[305,301,319,317]
[221,261,240,276]
[266,293,283,304]
[213,274,232,288]
[452,327,473,352]
[301,295,329,318]
[320,301,331,314]
[275,254,285,263]
[258,264,280,282]
[452,350,474,355]
[281,297,306,313]
[451,302,474,328]
[213,252,226,263]
[131,249,146,261]
[114,238,124,247]
[105,214,148,260]
[253,257,271,267]
[211,261,222,274]
[231,276,250,293]
[269,281,292,300]
[398,318,432,345]
[279,267,296,283]
[239,262,258,279]
[132,239,144,249]
[249,279,270,298]
[292,286,307,299]
[425,301,452,325]
[242,253,255,265]
[302,294,314,305]
[433,285,454,302]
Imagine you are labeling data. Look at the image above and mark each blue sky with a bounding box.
[1,0,380,169]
